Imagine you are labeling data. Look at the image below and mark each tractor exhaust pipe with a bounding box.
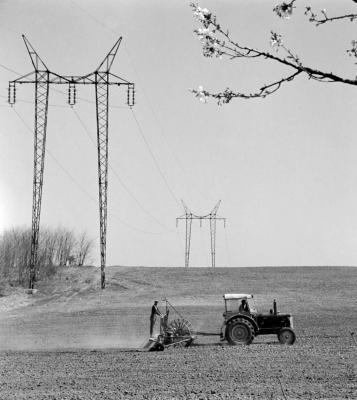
[273,299,277,315]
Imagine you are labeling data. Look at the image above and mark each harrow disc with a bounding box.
[166,318,194,347]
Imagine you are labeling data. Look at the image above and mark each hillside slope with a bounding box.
[0,266,356,351]
[1,265,356,314]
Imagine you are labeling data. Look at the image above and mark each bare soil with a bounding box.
[0,266,356,399]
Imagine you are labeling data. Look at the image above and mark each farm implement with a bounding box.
[142,294,296,351]
[142,298,196,351]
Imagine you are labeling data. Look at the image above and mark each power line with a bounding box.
[12,107,98,203]
[67,0,182,209]
[2,61,180,235]
[51,1,185,253]
[0,64,128,109]
[71,107,176,232]
[12,107,169,236]
[0,63,19,75]
[224,227,231,268]
[176,200,226,268]
[121,42,193,187]
[69,0,116,35]
[2,12,186,257]
[0,93,68,108]
[51,85,128,109]
[131,109,181,208]
[65,1,217,204]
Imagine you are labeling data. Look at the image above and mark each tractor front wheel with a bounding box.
[226,318,254,345]
[278,327,296,345]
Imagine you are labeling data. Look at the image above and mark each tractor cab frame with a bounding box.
[223,293,257,316]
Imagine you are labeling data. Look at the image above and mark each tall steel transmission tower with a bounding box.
[8,35,135,289]
[176,200,226,268]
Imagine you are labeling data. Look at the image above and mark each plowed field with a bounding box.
[0,266,356,399]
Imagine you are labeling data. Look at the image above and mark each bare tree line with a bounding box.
[0,226,94,285]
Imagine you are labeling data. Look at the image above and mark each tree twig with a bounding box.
[305,7,357,26]
[190,2,357,104]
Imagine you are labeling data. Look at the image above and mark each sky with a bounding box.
[1,0,357,268]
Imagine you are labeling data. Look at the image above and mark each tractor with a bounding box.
[220,294,296,345]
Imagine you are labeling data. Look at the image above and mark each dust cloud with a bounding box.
[0,332,147,351]
[0,317,150,351]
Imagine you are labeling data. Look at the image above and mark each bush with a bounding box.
[0,226,94,286]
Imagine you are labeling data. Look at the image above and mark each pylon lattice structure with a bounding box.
[8,35,135,289]
[176,200,226,268]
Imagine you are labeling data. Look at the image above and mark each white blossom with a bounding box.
[270,31,283,50]
[202,40,222,58]
[197,27,211,36]
[195,27,223,58]
[191,3,212,27]
[193,86,209,103]
[273,2,295,19]
[347,40,357,60]
[193,6,211,22]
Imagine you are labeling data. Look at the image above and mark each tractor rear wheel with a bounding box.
[226,318,254,345]
[278,327,296,345]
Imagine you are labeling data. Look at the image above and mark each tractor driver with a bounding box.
[239,299,250,314]
[150,300,163,338]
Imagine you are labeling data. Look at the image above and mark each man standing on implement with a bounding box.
[150,300,162,338]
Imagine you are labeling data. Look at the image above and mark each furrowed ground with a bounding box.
[0,266,356,399]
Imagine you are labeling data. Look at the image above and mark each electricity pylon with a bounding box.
[8,35,135,289]
[176,200,226,268]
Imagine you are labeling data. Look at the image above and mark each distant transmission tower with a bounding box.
[8,35,135,289]
[176,200,226,268]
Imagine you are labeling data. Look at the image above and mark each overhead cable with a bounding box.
[72,107,176,232]
[12,108,170,236]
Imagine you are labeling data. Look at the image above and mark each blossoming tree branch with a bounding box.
[190,1,357,105]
